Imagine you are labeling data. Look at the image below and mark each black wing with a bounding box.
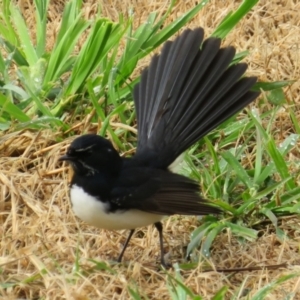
[109,167,220,215]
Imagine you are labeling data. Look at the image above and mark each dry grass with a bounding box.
[1,0,300,299]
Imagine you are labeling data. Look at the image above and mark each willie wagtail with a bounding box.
[59,28,260,267]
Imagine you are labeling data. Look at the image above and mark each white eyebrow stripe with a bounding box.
[75,144,95,152]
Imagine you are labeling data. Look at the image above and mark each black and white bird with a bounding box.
[59,28,260,267]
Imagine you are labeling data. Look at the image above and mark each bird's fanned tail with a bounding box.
[133,28,260,168]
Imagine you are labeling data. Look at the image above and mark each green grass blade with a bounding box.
[200,162,221,199]
[102,39,122,100]
[204,137,222,181]
[261,208,278,228]
[19,58,47,95]
[0,0,20,46]
[266,138,296,190]
[34,0,49,57]
[0,93,30,122]
[213,199,237,214]
[252,110,263,183]
[43,0,88,84]
[18,68,53,117]
[255,163,275,186]
[199,144,223,198]
[86,80,106,122]
[9,2,38,65]
[225,222,257,240]
[251,273,300,300]
[253,80,294,91]
[0,51,6,77]
[232,276,251,299]
[247,108,296,190]
[167,264,203,300]
[212,0,259,39]
[201,223,226,258]
[277,134,299,156]
[232,50,249,64]
[280,187,300,205]
[144,0,211,49]
[267,87,286,105]
[253,177,291,202]
[222,151,253,189]
[2,83,29,99]
[56,0,83,43]
[115,14,156,85]
[211,286,228,300]
[16,116,64,130]
[64,21,123,96]
[128,287,144,300]
[151,0,176,33]
[186,222,216,258]
[86,79,123,146]
[43,18,88,84]
[0,23,14,46]
[1,38,28,66]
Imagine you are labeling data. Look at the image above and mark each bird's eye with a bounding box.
[67,148,75,156]
[67,148,76,156]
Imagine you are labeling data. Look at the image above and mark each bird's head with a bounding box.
[59,134,122,176]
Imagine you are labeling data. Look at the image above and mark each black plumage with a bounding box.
[60,28,260,266]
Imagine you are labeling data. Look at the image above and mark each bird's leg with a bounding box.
[154,222,169,268]
[117,229,135,263]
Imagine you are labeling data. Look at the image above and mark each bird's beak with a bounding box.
[59,154,73,162]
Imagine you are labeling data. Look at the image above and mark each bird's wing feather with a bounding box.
[109,168,220,215]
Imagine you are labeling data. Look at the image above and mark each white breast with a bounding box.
[70,185,164,230]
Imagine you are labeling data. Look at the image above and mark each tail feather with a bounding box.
[133,28,260,168]
[179,78,258,147]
